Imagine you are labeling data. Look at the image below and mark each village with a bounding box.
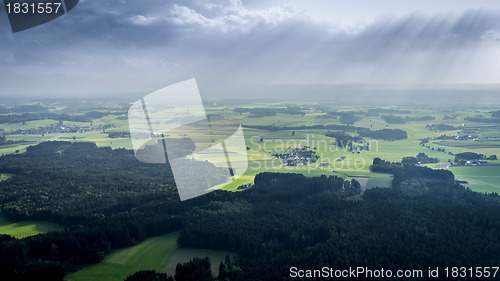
[272,146,320,166]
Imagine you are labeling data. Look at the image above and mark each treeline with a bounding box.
[402,152,439,165]
[319,111,361,125]
[234,107,304,117]
[243,124,357,132]
[0,135,28,145]
[464,117,500,123]
[0,112,108,124]
[382,115,435,124]
[125,270,173,281]
[455,152,497,161]
[492,110,500,118]
[0,104,49,114]
[325,131,362,147]
[370,157,401,173]
[392,165,455,190]
[425,124,460,131]
[245,125,408,141]
[371,156,455,189]
[124,256,242,281]
[366,108,411,115]
[358,128,407,140]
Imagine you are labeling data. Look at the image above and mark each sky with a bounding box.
[1,0,500,97]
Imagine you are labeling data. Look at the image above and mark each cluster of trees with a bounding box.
[425,124,460,131]
[325,131,363,148]
[382,115,435,124]
[243,124,357,132]
[125,256,243,281]
[455,152,497,162]
[107,131,130,138]
[433,134,455,140]
[370,157,401,173]
[234,107,304,117]
[407,115,436,121]
[0,113,98,124]
[492,110,500,118]
[366,108,411,115]
[247,125,406,142]
[83,111,110,119]
[416,152,439,163]
[381,115,407,124]
[0,104,49,114]
[322,111,362,125]
[392,164,455,190]
[402,153,439,166]
[358,128,407,140]
[464,117,500,123]
[174,257,214,281]
[125,270,173,281]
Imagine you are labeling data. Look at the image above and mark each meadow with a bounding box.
[0,214,63,239]
[65,232,180,281]
[0,173,14,181]
[448,165,500,193]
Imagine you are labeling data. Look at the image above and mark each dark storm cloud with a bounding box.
[0,1,500,95]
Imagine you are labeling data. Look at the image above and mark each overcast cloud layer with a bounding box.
[1,0,500,96]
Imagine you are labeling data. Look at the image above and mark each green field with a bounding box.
[0,173,14,181]
[0,214,63,239]
[448,166,500,193]
[65,232,179,281]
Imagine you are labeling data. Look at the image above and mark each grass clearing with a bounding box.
[0,173,14,181]
[0,214,63,239]
[448,166,500,193]
[65,231,180,281]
